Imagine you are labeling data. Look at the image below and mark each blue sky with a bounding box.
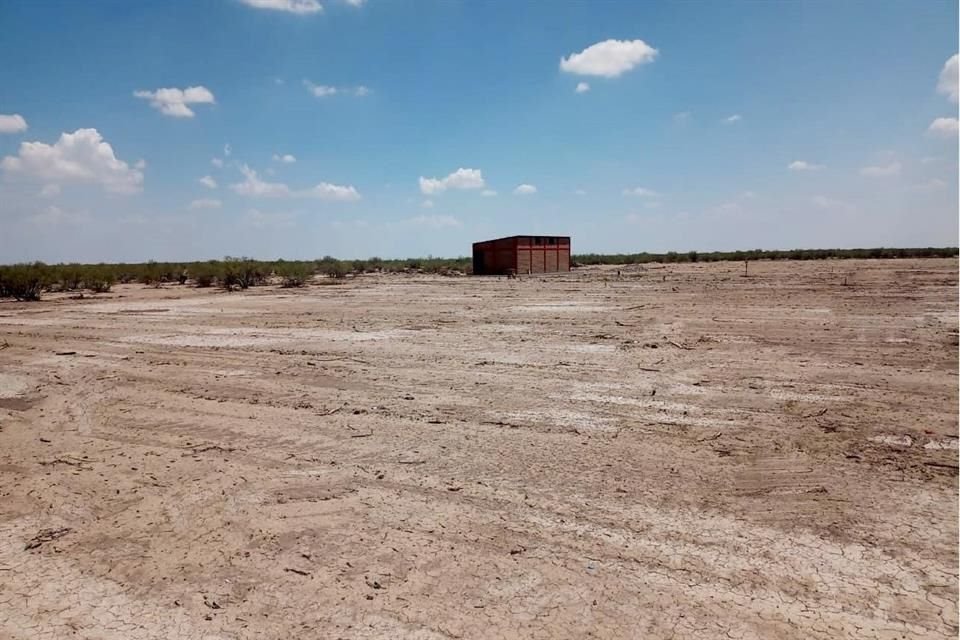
[0,0,957,262]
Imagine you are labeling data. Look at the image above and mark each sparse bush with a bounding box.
[221,257,267,290]
[191,262,220,288]
[86,268,115,293]
[0,263,50,301]
[276,262,313,287]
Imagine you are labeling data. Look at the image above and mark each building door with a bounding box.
[473,247,486,275]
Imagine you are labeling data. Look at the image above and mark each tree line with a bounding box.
[0,247,956,301]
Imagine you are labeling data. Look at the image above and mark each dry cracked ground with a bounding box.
[0,259,957,639]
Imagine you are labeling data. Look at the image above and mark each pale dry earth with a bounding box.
[0,259,957,639]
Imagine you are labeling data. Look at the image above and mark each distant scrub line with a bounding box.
[0,247,956,301]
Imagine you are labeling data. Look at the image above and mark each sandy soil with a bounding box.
[0,259,957,639]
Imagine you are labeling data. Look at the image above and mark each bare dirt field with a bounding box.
[0,258,957,639]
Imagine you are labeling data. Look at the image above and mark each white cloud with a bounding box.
[223,144,232,157]
[303,182,361,201]
[574,189,586,196]
[0,114,27,134]
[39,184,61,198]
[344,0,365,5]
[622,186,659,197]
[134,159,146,170]
[133,86,215,118]
[1,128,143,194]
[239,0,322,14]
[407,214,462,229]
[305,81,337,97]
[211,157,224,168]
[272,153,297,163]
[513,183,537,195]
[243,208,297,229]
[927,117,959,138]
[911,178,947,191]
[231,164,292,197]
[859,162,901,177]
[230,164,359,201]
[673,111,691,124]
[575,82,590,94]
[304,80,370,98]
[812,195,854,212]
[560,39,659,78]
[937,54,958,103]
[741,190,757,199]
[199,175,218,189]
[713,202,742,214]
[419,167,485,194]
[724,114,742,124]
[788,160,823,171]
[421,199,434,208]
[481,189,497,197]
[28,205,89,226]
[189,198,222,209]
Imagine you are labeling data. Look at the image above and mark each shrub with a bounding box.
[276,262,313,287]
[0,263,50,301]
[221,257,267,290]
[86,268,115,293]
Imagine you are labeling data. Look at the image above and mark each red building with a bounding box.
[472,235,571,276]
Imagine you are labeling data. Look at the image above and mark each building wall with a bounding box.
[473,236,570,275]
[515,236,570,274]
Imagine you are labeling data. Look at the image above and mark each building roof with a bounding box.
[473,234,570,245]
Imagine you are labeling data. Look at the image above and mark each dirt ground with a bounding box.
[0,258,957,639]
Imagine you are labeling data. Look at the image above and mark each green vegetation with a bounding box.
[0,247,954,301]
[572,246,958,265]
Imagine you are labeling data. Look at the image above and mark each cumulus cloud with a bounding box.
[937,54,958,103]
[199,175,217,189]
[622,187,659,197]
[575,82,590,94]
[788,160,823,171]
[230,164,360,201]
[28,205,90,226]
[560,39,658,78]
[243,208,297,229]
[927,117,959,138]
[211,157,224,168]
[0,114,27,133]
[513,184,537,195]
[812,195,854,213]
[859,162,901,177]
[272,153,297,163]
[231,164,291,197]
[419,168,485,195]
[133,86,215,118]
[40,184,61,198]
[407,214,462,228]
[1,128,143,194]
[303,80,370,98]
[189,198,222,209]
[239,0,322,14]
[303,182,361,201]
[724,114,742,124]
[911,178,947,191]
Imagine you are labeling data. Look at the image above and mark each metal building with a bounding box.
[472,235,571,276]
